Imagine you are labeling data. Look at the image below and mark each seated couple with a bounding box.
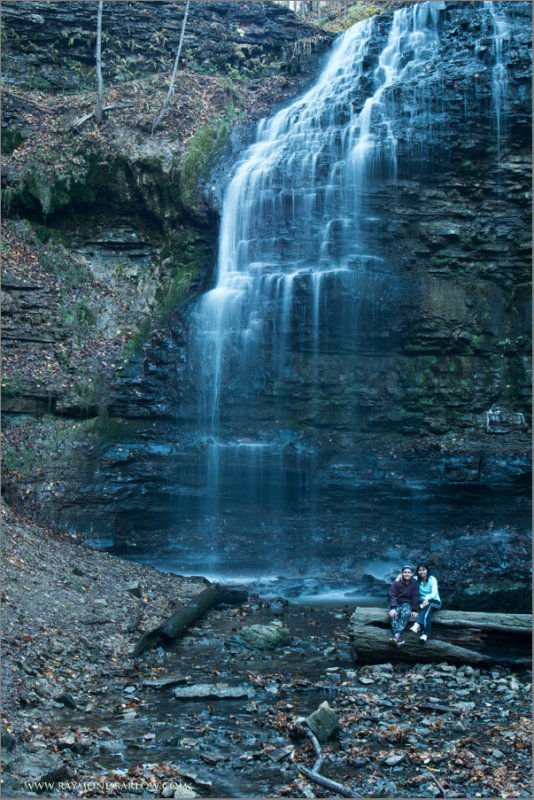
[388,564,441,647]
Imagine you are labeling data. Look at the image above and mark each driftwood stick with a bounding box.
[424,768,447,797]
[298,765,355,798]
[70,103,136,129]
[294,726,361,799]
[304,728,324,773]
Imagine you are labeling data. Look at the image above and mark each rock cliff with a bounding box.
[1,2,531,597]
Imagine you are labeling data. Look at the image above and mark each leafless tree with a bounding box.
[152,0,191,135]
[95,1,104,124]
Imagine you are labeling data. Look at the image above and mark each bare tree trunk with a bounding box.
[95,1,104,125]
[151,0,190,136]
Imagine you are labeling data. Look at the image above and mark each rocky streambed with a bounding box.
[1,502,531,799]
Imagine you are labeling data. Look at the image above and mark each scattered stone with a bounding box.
[384,752,406,766]
[268,745,294,762]
[173,785,199,799]
[125,580,142,598]
[305,701,339,742]
[2,729,16,751]
[64,575,85,593]
[141,675,190,689]
[37,764,70,784]
[173,683,254,700]
[54,692,77,709]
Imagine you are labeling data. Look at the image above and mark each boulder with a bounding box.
[229,620,291,650]
[305,701,339,743]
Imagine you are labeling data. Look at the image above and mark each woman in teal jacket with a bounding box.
[410,563,441,641]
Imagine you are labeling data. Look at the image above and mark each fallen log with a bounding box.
[349,607,531,667]
[132,584,247,657]
[351,607,532,635]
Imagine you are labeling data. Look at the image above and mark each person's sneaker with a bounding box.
[420,633,428,642]
[410,623,421,633]
[396,638,405,647]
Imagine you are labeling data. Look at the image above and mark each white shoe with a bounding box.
[420,633,428,642]
[410,623,420,633]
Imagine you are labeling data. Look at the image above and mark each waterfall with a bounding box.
[484,0,510,151]
[148,0,523,583]
[195,2,445,431]
[190,2,445,536]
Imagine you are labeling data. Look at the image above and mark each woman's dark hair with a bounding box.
[416,563,431,579]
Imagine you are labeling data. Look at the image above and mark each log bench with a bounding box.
[349,607,531,667]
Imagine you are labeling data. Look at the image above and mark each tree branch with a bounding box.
[293,726,362,799]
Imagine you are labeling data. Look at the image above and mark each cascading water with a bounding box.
[185,1,447,579]
[92,1,530,598]
[484,0,510,151]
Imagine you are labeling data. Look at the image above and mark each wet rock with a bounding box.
[305,700,339,742]
[125,580,142,598]
[449,580,532,613]
[383,752,406,766]
[141,675,190,690]
[2,729,16,751]
[53,692,77,709]
[172,785,200,799]
[173,683,254,700]
[486,405,527,434]
[99,739,125,754]
[37,763,71,784]
[229,620,291,650]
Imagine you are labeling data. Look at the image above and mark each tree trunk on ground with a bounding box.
[132,584,247,657]
[151,0,190,135]
[95,1,104,125]
[349,607,531,667]
[351,607,532,635]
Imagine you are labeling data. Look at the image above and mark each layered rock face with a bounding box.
[1,0,329,93]
[1,1,332,415]
[2,2,531,595]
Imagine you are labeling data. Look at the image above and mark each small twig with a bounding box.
[293,724,362,799]
[70,103,136,129]
[425,767,447,797]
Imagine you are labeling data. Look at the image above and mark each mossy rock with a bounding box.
[448,581,531,614]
